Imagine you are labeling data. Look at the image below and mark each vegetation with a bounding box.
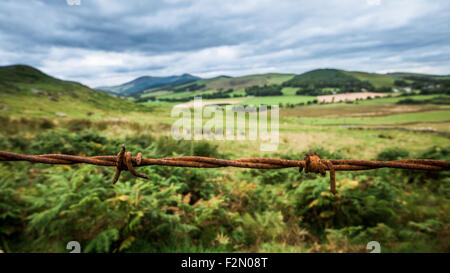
[136,74,295,103]
[373,86,392,93]
[394,80,408,87]
[418,80,450,95]
[299,110,450,126]
[172,83,206,93]
[0,65,154,118]
[106,68,450,106]
[283,69,374,94]
[149,89,234,103]
[388,73,450,95]
[245,85,283,96]
[0,128,449,253]
[98,74,200,95]
[344,71,396,88]
[195,95,318,106]
[397,96,450,105]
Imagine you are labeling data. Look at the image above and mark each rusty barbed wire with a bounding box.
[0,145,449,194]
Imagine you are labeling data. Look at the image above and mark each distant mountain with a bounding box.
[97,73,201,95]
[387,72,450,80]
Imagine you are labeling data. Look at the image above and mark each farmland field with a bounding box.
[195,95,318,106]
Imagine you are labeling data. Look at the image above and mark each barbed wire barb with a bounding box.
[1,145,449,194]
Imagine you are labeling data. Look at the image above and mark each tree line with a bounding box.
[244,85,283,96]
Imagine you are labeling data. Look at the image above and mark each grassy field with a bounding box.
[281,87,298,95]
[298,110,450,126]
[200,95,317,105]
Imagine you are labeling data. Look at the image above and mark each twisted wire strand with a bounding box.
[1,145,449,194]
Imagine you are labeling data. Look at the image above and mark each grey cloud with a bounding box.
[0,0,449,87]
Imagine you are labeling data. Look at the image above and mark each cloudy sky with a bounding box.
[0,0,449,87]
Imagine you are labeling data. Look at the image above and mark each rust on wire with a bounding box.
[0,145,449,194]
[112,145,148,184]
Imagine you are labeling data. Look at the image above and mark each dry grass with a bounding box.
[281,104,440,118]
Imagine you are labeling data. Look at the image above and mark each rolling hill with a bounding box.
[195,73,295,91]
[344,71,396,88]
[96,73,201,95]
[135,73,296,101]
[133,69,408,102]
[281,68,401,90]
[283,69,363,87]
[4,65,446,110]
[387,72,450,80]
[0,65,152,118]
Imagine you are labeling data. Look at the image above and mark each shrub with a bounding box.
[66,119,93,132]
[0,131,449,253]
[376,147,410,161]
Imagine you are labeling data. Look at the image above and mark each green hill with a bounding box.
[282,69,376,95]
[283,69,361,87]
[199,73,295,90]
[388,72,449,78]
[387,72,450,80]
[137,73,295,101]
[135,69,403,102]
[0,65,152,119]
[344,71,396,88]
[283,69,404,89]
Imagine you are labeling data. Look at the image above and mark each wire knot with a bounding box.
[112,145,148,184]
[300,150,336,195]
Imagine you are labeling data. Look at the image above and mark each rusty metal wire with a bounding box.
[1,145,449,194]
